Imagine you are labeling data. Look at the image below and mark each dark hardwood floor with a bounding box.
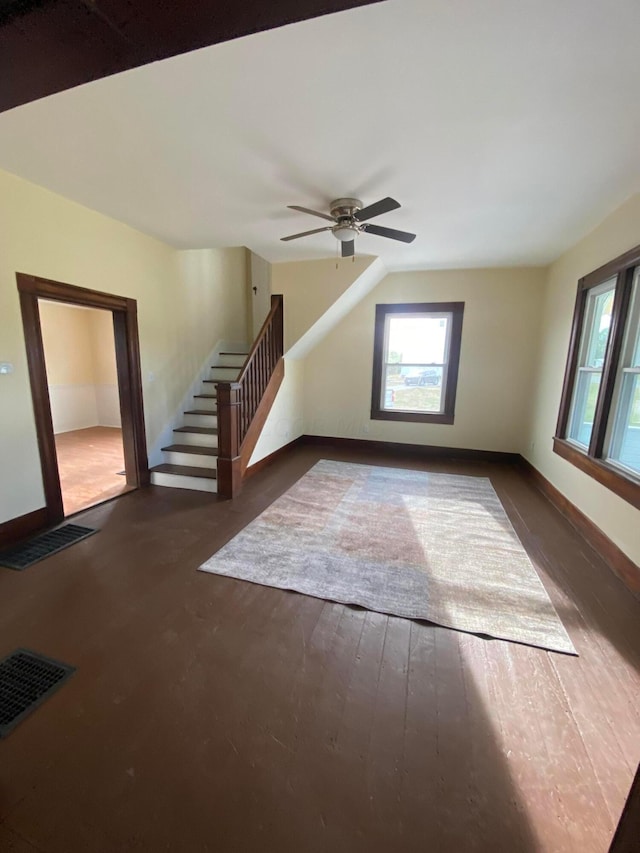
[0,443,638,852]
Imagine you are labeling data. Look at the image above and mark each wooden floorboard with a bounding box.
[54,426,132,516]
[0,443,638,852]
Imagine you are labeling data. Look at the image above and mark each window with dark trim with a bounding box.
[371,302,464,424]
[554,243,640,509]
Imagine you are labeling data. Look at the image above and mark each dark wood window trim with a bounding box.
[16,273,149,527]
[554,243,640,509]
[371,301,464,425]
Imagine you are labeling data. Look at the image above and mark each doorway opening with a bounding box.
[39,300,131,515]
[17,274,148,528]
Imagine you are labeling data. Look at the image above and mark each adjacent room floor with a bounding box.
[0,444,638,852]
[54,426,132,516]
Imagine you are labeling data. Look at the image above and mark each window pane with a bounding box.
[568,370,603,447]
[607,375,640,474]
[381,313,449,414]
[585,286,615,368]
[606,271,640,475]
[387,315,449,363]
[566,280,615,446]
[382,364,444,413]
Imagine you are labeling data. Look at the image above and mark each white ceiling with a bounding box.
[1,0,639,270]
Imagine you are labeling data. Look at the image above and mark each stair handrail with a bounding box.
[216,294,284,496]
[236,294,283,391]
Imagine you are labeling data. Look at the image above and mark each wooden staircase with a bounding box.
[149,351,248,494]
[150,295,284,498]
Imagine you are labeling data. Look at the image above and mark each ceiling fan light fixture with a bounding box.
[333,224,359,242]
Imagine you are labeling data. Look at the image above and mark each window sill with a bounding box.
[552,437,640,510]
[371,409,454,425]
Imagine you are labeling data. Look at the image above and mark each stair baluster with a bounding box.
[216,294,284,498]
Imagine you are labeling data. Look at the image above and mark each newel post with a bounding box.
[216,381,242,498]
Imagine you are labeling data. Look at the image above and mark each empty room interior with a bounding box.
[0,1,639,852]
[38,299,130,515]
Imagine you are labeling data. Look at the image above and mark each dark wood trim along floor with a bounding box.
[300,433,521,463]
[245,435,305,479]
[0,507,49,549]
[520,457,640,597]
[0,442,638,852]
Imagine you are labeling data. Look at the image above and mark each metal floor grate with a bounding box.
[0,649,75,738]
[0,524,96,570]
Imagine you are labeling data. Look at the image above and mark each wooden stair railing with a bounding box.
[216,294,284,497]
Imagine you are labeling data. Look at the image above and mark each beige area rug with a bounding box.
[199,460,576,654]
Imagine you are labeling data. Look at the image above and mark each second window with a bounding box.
[371,302,464,424]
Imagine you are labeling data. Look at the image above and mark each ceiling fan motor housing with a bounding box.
[329,197,363,218]
[330,198,362,241]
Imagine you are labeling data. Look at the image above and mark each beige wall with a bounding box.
[249,256,383,465]
[272,256,376,352]
[250,358,305,463]
[249,251,272,340]
[526,193,640,567]
[0,168,248,524]
[39,301,120,432]
[40,301,97,385]
[40,303,118,387]
[89,308,118,385]
[303,267,546,452]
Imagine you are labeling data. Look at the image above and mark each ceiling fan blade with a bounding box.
[287,205,334,222]
[354,197,401,221]
[280,226,332,242]
[362,223,416,243]
[341,240,355,258]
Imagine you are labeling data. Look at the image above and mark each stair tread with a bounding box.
[151,463,217,480]
[219,351,249,355]
[184,409,217,416]
[193,394,217,399]
[161,444,218,456]
[173,426,218,435]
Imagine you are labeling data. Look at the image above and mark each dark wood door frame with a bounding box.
[16,273,149,526]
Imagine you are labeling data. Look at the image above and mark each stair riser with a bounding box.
[173,432,218,448]
[209,367,241,381]
[164,450,217,469]
[151,471,217,493]
[193,398,217,412]
[217,354,247,368]
[183,414,218,428]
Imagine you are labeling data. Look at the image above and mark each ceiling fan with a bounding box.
[280,197,416,257]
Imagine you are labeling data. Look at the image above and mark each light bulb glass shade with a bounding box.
[333,225,358,242]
